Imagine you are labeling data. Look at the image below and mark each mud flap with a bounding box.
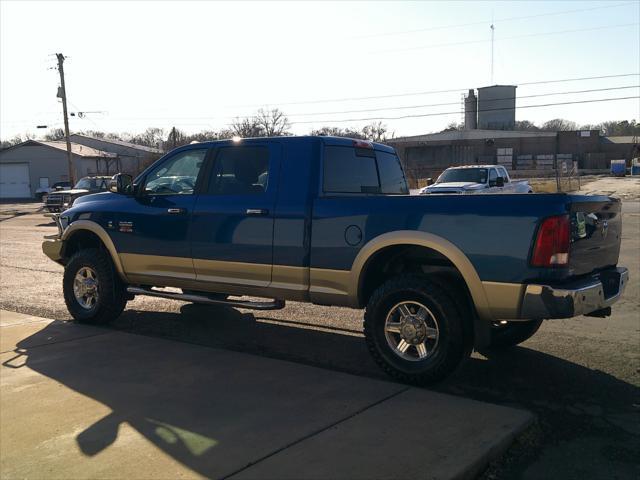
[473,315,492,349]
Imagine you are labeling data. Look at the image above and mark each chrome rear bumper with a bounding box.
[520,267,628,319]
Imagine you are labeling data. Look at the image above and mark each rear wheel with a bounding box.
[364,275,472,385]
[63,248,127,324]
[487,319,542,349]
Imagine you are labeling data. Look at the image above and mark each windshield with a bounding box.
[73,178,106,190]
[436,168,487,184]
[74,178,93,189]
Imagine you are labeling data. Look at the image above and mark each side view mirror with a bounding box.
[426,178,434,186]
[496,176,505,188]
[110,173,133,195]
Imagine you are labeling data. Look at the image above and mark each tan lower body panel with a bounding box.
[119,254,523,316]
[119,253,348,304]
[309,268,352,306]
[481,281,525,319]
[194,258,271,287]
[120,253,196,280]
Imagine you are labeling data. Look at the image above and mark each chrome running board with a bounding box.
[127,286,285,311]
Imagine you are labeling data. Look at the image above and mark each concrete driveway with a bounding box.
[1,311,532,480]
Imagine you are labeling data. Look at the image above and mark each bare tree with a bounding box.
[513,120,539,131]
[0,135,24,149]
[440,121,464,132]
[129,127,166,148]
[599,120,640,136]
[43,128,65,141]
[540,118,578,132]
[255,108,291,136]
[361,121,391,142]
[310,126,367,139]
[79,130,107,139]
[310,123,391,141]
[231,117,264,137]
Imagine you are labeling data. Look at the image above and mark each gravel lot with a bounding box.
[1,201,638,479]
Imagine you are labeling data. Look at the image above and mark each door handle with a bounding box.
[246,208,269,216]
[167,208,186,214]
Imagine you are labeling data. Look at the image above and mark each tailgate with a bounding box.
[569,196,622,276]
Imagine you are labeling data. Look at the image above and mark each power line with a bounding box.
[519,74,640,87]
[356,2,636,39]
[289,95,640,125]
[285,85,640,118]
[4,83,638,129]
[60,85,638,125]
[379,22,638,54]
[233,73,639,107]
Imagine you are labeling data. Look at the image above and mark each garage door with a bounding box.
[0,163,31,198]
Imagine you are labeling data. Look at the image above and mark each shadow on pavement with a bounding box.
[4,305,639,479]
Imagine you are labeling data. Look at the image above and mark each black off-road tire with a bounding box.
[364,275,472,385]
[63,248,127,324]
[487,319,543,350]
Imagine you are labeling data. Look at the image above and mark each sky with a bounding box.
[1,0,639,140]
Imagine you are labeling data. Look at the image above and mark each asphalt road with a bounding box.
[1,203,638,479]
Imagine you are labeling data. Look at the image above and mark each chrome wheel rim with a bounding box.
[73,266,99,310]
[384,301,439,362]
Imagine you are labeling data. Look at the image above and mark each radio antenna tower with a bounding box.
[490,21,495,84]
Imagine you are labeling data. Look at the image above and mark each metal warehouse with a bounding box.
[390,129,638,187]
[0,135,162,199]
[0,140,116,199]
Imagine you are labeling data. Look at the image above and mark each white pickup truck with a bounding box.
[419,165,533,195]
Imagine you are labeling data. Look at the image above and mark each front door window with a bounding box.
[144,149,207,195]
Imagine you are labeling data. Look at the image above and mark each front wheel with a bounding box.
[63,248,127,324]
[364,275,472,385]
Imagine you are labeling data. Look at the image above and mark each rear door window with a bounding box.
[488,168,498,186]
[323,146,408,195]
[323,146,380,194]
[208,146,269,195]
[377,151,408,194]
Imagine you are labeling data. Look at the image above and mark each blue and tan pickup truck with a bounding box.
[42,136,628,384]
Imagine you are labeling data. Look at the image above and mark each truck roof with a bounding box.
[445,165,503,169]
[169,135,396,154]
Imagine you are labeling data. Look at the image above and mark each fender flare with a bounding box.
[349,230,492,320]
[61,220,128,282]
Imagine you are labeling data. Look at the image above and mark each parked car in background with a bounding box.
[36,181,71,201]
[45,176,110,212]
[42,137,627,384]
[420,165,532,194]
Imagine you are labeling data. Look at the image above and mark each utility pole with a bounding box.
[56,53,74,185]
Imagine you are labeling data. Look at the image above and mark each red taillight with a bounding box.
[353,140,373,149]
[530,215,571,267]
